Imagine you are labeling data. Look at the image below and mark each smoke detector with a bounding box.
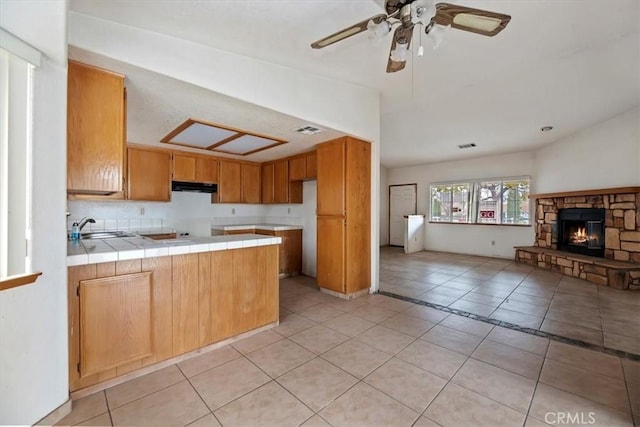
[295,125,324,135]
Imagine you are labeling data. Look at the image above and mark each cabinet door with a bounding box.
[274,160,289,203]
[172,254,200,355]
[289,157,306,181]
[261,163,274,204]
[127,147,171,201]
[276,230,302,275]
[317,139,346,216]
[305,151,317,179]
[67,61,125,194]
[79,272,152,377]
[173,154,197,181]
[196,156,219,183]
[317,217,345,293]
[218,160,242,203]
[241,163,261,204]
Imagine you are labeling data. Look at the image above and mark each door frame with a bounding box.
[388,183,417,246]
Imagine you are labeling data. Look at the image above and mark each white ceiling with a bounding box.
[69,0,640,167]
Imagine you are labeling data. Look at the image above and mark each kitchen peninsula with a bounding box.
[67,233,280,394]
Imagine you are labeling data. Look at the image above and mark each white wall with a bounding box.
[535,107,640,193]
[379,166,389,246]
[387,151,536,258]
[301,181,317,277]
[0,1,69,424]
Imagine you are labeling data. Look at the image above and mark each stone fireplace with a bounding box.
[515,187,640,289]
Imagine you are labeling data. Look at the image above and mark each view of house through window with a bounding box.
[430,177,530,225]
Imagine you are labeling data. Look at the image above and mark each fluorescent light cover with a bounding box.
[168,122,236,148]
[214,134,280,155]
[453,14,501,32]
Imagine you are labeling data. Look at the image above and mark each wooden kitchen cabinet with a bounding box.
[196,156,219,183]
[217,159,242,203]
[67,61,126,196]
[261,163,275,203]
[289,151,317,181]
[316,136,371,296]
[241,163,261,203]
[173,152,218,183]
[127,146,171,201]
[255,229,302,277]
[262,159,302,204]
[79,272,152,377]
[172,254,200,355]
[274,160,289,203]
[305,151,317,179]
[68,245,279,392]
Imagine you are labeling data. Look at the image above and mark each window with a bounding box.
[0,28,41,289]
[429,177,530,225]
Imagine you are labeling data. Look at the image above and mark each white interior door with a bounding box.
[389,184,417,246]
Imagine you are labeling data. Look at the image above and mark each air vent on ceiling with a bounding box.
[295,125,324,135]
[457,143,477,149]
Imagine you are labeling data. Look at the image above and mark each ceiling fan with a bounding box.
[311,0,511,73]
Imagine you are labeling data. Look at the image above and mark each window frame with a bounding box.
[429,176,531,226]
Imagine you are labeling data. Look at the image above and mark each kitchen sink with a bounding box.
[80,231,135,240]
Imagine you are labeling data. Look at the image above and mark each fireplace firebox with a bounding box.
[556,208,605,257]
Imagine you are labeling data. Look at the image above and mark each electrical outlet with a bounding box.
[287,207,291,214]
[491,240,496,246]
[139,207,145,216]
[231,208,236,215]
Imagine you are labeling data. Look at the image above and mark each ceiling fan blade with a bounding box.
[433,3,511,37]
[386,26,413,73]
[311,14,388,49]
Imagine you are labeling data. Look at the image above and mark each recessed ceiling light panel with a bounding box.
[161,118,287,155]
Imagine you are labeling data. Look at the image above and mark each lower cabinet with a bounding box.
[255,229,302,277]
[79,272,152,377]
[68,246,279,392]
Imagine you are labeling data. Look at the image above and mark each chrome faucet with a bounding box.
[78,217,96,231]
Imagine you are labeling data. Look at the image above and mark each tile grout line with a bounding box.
[378,290,640,361]
[175,363,224,426]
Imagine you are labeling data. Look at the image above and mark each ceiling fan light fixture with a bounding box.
[452,13,501,33]
[389,40,409,62]
[411,0,436,25]
[426,24,450,50]
[367,19,391,39]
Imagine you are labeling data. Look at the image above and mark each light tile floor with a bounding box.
[380,247,640,355]
[56,274,639,427]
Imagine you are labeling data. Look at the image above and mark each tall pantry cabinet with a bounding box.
[316,136,371,297]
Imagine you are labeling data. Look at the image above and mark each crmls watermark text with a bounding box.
[545,412,596,425]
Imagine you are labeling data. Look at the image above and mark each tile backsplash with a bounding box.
[68,190,305,237]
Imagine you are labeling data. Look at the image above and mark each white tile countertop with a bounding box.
[210,224,303,231]
[67,234,282,267]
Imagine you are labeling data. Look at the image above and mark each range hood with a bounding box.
[171,181,217,193]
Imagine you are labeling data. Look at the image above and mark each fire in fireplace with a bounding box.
[556,208,605,257]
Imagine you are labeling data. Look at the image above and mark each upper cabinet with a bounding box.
[172,152,218,183]
[217,160,242,203]
[262,160,301,204]
[127,146,171,202]
[67,61,126,196]
[241,163,261,204]
[289,151,317,181]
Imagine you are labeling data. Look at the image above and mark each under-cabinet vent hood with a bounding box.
[171,181,217,193]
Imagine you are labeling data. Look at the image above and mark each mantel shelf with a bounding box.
[530,187,640,199]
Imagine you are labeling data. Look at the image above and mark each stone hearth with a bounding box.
[516,187,640,289]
